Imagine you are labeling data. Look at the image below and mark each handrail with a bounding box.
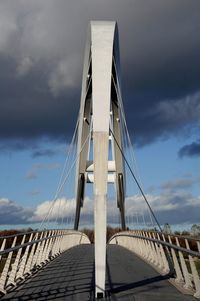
[0,228,71,240]
[0,229,90,295]
[109,231,200,299]
[141,230,200,242]
[0,231,85,256]
[0,230,39,240]
[109,233,200,258]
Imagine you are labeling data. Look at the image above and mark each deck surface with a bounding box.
[1,244,196,301]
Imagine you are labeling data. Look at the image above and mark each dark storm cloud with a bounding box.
[0,198,33,225]
[0,0,200,148]
[178,140,200,158]
[0,138,63,159]
[0,56,78,141]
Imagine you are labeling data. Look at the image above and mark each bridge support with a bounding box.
[74,21,126,298]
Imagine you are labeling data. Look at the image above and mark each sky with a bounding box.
[0,0,200,229]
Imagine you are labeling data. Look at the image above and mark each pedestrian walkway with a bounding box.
[1,245,196,301]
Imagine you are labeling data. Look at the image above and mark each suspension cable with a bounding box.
[111,66,143,187]
[110,128,162,232]
[111,67,156,228]
[38,125,91,230]
[55,117,79,198]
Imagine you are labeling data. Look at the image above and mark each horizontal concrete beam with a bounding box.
[86,160,116,172]
[86,172,115,183]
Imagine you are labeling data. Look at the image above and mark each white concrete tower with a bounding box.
[74,21,126,298]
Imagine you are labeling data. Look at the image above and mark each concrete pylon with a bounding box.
[74,21,126,298]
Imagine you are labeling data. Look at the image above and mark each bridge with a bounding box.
[0,21,200,300]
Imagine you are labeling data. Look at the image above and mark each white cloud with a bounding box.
[125,194,179,214]
[29,196,94,222]
[29,197,73,222]
[155,90,200,127]
[16,56,33,76]
[28,189,197,224]
[48,58,78,96]
[1,189,200,226]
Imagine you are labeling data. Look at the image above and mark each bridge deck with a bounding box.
[1,244,196,301]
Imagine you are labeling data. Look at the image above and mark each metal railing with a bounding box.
[109,230,200,299]
[0,229,90,295]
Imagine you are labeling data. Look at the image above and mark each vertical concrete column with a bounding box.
[93,132,109,297]
[91,21,115,298]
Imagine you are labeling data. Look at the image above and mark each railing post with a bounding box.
[7,234,26,287]
[50,235,57,257]
[185,238,200,298]
[0,236,17,293]
[147,232,159,266]
[0,238,7,294]
[152,232,163,270]
[0,239,6,261]
[57,230,64,253]
[16,233,33,280]
[36,231,48,266]
[41,230,53,263]
[174,237,193,290]
[48,230,56,258]
[168,236,184,284]
[157,233,169,273]
[142,232,150,259]
[197,241,200,253]
[31,231,44,269]
[145,232,155,263]
[24,232,39,274]
[53,230,61,255]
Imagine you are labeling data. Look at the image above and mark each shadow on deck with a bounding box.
[1,245,196,301]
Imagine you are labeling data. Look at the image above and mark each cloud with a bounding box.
[0,198,33,225]
[25,162,61,180]
[0,139,35,153]
[32,149,57,158]
[160,177,200,191]
[29,196,95,223]
[29,197,76,222]
[156,91,200,130]
[178,140,200,158]
[125,191,200,225]
[1,185,200,226]
[0,0,199,148]
[133,90,200,145]
[48,57,78,97]
[0,139,65,159]
[16,56,33,76]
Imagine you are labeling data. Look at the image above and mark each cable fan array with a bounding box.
[33,56,161,233]
[109,58,162,231]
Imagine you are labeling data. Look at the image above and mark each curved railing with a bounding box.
[109,230,200,299]
[0,229,90,295]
